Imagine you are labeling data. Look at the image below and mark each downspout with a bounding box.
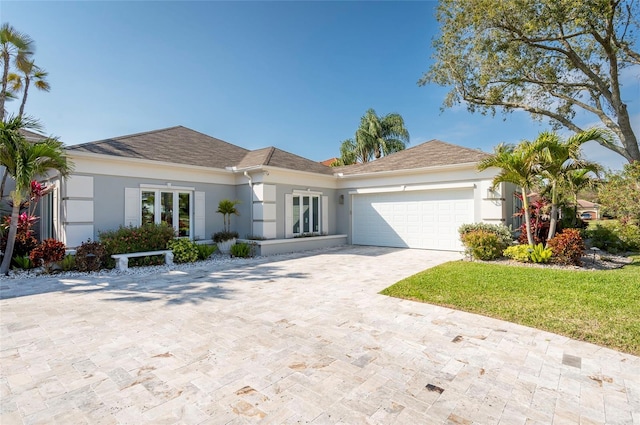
[244,171,253,235]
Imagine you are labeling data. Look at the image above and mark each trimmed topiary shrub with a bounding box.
[460,230,504,260]
[167,238,199,263]
[75,240,107,272]
[547,229,585,266]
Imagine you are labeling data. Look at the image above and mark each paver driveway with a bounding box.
[1,246,639,424]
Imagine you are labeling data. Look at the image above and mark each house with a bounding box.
[577,199,601,220]
[35,126,516,253]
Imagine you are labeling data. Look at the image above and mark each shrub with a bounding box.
[59,254,76,272]
[0,232,38,260]
[167,238,199,263]
[30,238,66,272]
[458,223,513,247]
[75,240,107,272]
[460,230,504,261]
[530,243,552,264]
[503,244,531,262]
[12,255,33,270]
[547,229,585,266]
[213,230,239,243]
[99,223,175,267]
[587,221,640,253]
[230,242,252,258]
[196,243,216,260]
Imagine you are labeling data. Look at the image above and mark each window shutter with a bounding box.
[285,193,293,238]
[194,191,205,240]
[124,188,140,227]
[322,196,329,234]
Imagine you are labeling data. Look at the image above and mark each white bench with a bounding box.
[111,250,174,271]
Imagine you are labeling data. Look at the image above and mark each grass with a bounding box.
[381,257,640,355]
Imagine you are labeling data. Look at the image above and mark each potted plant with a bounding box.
[213,199,240,254]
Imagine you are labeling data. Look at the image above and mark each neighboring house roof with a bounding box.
[320,157,338,166]
[67,126,249,169]
[19,129,49,143]
[577,199,599,208]
[335,140,491,175]
[236,147,335,175]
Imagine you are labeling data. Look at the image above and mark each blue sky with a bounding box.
[3,1,638,170]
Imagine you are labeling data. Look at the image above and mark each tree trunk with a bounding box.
[0,51,10,121]
[0,168,9,201]
[18,75,30,118]
[521,187,534,246]
[0,199,20,275]
[547,182,559,241]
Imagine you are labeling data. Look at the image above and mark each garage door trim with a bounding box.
[349,181,475,195]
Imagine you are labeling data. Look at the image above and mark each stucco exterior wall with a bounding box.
[62,173,236,246]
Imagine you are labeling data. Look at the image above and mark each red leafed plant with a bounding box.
[514,193,552,245]
[30,238,66,272]
[547,229,585,266]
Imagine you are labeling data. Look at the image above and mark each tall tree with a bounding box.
[597,161,640,222]
[337,109,410,165]
[532,129,606,239]
[0,23,34,120]
[8,59,50,117]
[478,142,540,245]
[420,0,640,163]
[0,116,72,275]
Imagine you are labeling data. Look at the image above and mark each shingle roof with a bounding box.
[335,140,491,175]
[236,147,335,175]
[19,129,48,142]
[67,126,249,169]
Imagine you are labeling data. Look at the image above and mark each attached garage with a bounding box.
[351,188,474,251]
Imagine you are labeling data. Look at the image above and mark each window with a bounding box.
[292,194,320,235]
[141,190,192,237]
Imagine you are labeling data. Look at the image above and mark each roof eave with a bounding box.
[336,161,485,178]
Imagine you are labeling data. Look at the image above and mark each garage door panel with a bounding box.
[352,190,474,251]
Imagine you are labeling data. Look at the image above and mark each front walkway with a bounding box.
[1,246,638,424]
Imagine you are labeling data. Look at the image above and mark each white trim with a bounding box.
[293,189,324,196]
[239,234,347,246]
[140,183,196,191]
[348,182,475,195]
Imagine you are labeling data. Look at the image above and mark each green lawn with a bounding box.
[381,258,640,355]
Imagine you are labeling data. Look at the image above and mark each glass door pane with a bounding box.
[303,196,310,233]
[293,196,300,234]
[160,192,173,228]
[312,196,319,232]
[178,192,190,237]
[141,191,155,225]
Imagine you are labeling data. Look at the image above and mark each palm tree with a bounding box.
[0,24,34,120]
[216,199,240,233]
[532,129,606,240]
[0,116,72,275]
[335,138,368,165]
[563,169,600,227]
[8,59,50,117]
[478,142,539,245]
[355,109,410,161]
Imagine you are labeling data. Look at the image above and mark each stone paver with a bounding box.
[1,246,639,424]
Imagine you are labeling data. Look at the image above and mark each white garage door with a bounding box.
[352,189,474,251]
